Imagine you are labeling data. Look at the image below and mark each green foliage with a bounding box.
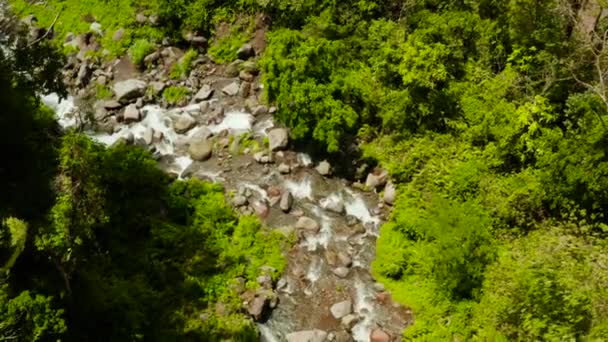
[129,39,155,66]
[170,49,198,79]
[95,84,113,99]
[10,0,164,57]
[0,218,28,271]
[474,229,608,340]
[0,288,66,341]
[208,31,249,63]
[163,86,190,105]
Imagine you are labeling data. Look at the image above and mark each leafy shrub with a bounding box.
[473,230,607,340]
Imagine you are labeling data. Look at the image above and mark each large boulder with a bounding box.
[113,79,147,103]
[188,139,213,161]
[330,300,352,319]
[296,217,320,233]
[268,128,289,151]
[247,295,268,321]
[286,330,328,342]
[174,114,196,134]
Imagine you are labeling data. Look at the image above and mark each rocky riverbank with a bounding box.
[34,14,411,342]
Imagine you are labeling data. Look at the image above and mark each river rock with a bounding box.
[101,99,121,110]
[280,191,294,212]
[383,181,396,205]
[247,296,268,321]
[188,140,213,161]
[253,105,268,116]
[330,300,352,319]
[286,330,328,342]
[316,160,332,176]
[320,196,345,214]
[143,127,154,145]
[366,168,389,190]
[113,28,125,42]
[174,114,196,134]
[253,152,271,164]
[296,217,320,233]
[278,163,291,174]
[194,84,214,101]
[239,70,254,82]
[149,81,166,96]
[370,329,390,342]
[333,267,350,278]
[113,79,147,103]
[252,201,269,219]
[341,314,360,330]
[268,128,289,151]
[123,104,141,122]
[222,82,240,96]
[237,43,255,60]
[337,251,352,267]
[143,51,160,65]
[232,195,248,207]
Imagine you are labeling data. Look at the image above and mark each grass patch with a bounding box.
[163,86,189,106]
[208,32,248,63]
[95,84,113,99]
[170,49,198,79]
[128,39,155,66]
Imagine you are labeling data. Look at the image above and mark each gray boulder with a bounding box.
[280,191,294,213]
[174,114,196,134]
[113,79,147,103]
[320,196,344,214]
[286,330,328,342]
[188,140,213,161]
[123,104,141,122]
[222,82,240,96]
[341,314,360,330]
[268,128,289,151]
[278,163,291,174]
[330,300,352,319]
[194,84,214,101]
[296,217,320,233]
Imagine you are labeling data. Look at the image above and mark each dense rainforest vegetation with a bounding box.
[5,0,608,340]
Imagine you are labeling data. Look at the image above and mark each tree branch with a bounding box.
[27,10,60,47]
